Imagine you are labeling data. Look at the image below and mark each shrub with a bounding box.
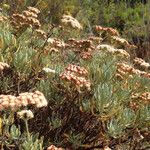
[0,4,150,150]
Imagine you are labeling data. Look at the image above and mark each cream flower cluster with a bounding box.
[0,62,10,72]
[60,64,91,91]
[104,146,112,150]
[61,14,83,30]
[42,67,56,74]
[0,91,48,111]
[97,44,116,53]
[111,36,130,47]
[17,110,34,120]
[47,145,64,150]
[133,57,150,69]
[97,44,130,58]
[114,49,130,58]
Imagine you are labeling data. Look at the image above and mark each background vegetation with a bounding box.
[1,0,149,59]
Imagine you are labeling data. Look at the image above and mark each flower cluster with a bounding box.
[97,44,115,53]
[35,29,47,39]
[47,38,65,48]
[114,49,130,58]
[47,145,64,150]
[66,38,95,60]
[95,25,119,36]
[17,91,48,108]
[104,146,112,150]
[129,101,139,111]
[80,51,93,60]
[0,62,10,72]
[97,44,130,58]
[60,64,91,92]
[65,64,88,75]
[88,36,102,44]
[25,6,40,15]
[95,26,137,50]
[0,95,18,110]
[130,92,150,111]
[0,91,48,111]
[44,38,65,54]
[139,92,150,104]
[133,57,150,70]
[111,36,130,47]
[61,14,83,30]
[17,110,34,120]
[0,15,7,22]
[11,7,41,30]
[66,38,93,49]
[116,63,150,79]
[132,92,150,104]
[42,67,56,74]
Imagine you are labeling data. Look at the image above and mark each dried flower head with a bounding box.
[61,14,82,30]
[60,64,91,92]
[44,47,59,55]
[116,62,150,79]
[106,27,119,36]
[65,64,88,76]
[132,92,150,105]
[27,7,40,14]
[11,7,41,30]
[47,145,64,150]
[0,15,7,22]
[111,36,130,47]
[104,146,112,150]
[95,25,119,36]
[130,92,150,111]
[129,101,139,111]
[23,10,38,18]
[35,29,47,39]
[66,39,93,49]
[133,57,150,70]
[114,49,130,58]
[17,110,34,120]
[47,38,65,48]
[80,51,92,60]
[65,38,96,60]
[88,36,102,45]
[0,62,10,72]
